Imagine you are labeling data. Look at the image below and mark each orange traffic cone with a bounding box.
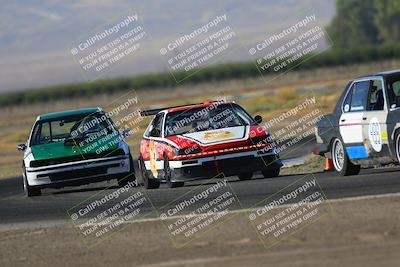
[324,158,333,172]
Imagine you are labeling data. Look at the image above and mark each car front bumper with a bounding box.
[25,155,131,188]
[144,150,282,182]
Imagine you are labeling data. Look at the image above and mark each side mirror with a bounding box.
[17,144,27,151]
[122,129,131,137]
[254,115,262,124]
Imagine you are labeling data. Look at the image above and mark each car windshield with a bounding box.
[164,104,254,136]
[30,112,114,146]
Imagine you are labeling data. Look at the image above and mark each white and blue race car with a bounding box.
[316,70,400,175]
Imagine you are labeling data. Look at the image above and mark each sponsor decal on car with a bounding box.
[149,140,158,178]
[203,130,235,142]
[381,131,388,142]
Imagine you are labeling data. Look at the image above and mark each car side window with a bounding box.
[149,114,163,137]
[367,80,385,111]
[343,87,352,112]
[393,81,400,97]
[343,81,370,112]
[387,80,400,108]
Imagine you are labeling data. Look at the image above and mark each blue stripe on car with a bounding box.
[346,146,368,160]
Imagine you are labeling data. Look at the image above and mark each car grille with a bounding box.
[39,163,120,181]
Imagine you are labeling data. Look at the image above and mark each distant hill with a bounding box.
[0,0,335,92]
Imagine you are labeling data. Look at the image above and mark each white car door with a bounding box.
[339,80,369,148]
[361,78,389,157]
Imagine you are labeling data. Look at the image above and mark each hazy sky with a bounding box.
[0,0,335,93]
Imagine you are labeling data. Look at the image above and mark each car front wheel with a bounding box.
[164,155,184,188]
[139,158,160,189]
[332,138,360,176]
[118,154,136,187]
[261,168,280,178]
[238,172,253,180]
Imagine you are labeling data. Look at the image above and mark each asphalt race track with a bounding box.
[1,166,400,226]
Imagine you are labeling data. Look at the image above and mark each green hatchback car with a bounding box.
[17,108,135,197]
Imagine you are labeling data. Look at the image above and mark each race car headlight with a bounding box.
[30,160,40,168]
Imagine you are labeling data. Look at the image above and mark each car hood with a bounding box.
[180,126,248,146]
[31,136,120,160]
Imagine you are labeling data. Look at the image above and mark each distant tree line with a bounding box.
[1,43,400,107]
[328,0,400,48]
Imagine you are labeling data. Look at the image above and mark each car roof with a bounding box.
[165,101,233,114]
[357,69,400,79]
[38,107,102,121]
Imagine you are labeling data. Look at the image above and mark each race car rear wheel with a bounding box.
[23,165,41,197]
[261,168,280,178]
[332,138,360,176]
[139,158,160,189]
[395,132,400,164]
[118,154,136,187]
[238,173,253,180]
[164,155,184,188]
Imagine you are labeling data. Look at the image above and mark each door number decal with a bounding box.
[368,117,382,152]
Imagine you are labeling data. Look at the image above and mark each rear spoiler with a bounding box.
[140,108,167,117]
[139,100,226,117]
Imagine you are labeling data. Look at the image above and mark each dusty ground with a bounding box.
[0,194,399,267]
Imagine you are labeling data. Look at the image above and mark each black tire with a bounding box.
[164,155,184,188]
[238,173,253,180]
[332,138,361,176]
[118,154,137,187]
[23,165,41,197]
[395,132,400,164]
[261,168,280,178]
[139,158,160,189]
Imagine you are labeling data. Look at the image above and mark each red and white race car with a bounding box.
[138,101,282,189]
